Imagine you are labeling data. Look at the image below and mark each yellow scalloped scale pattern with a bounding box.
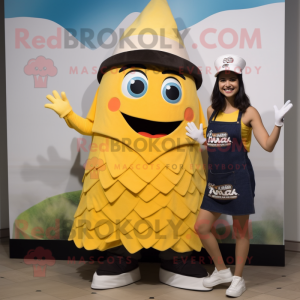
[68,136,206,254]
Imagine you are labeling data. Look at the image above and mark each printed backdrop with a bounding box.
[5,0,285,245]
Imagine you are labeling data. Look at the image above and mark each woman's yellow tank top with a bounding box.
[212,110,252,152]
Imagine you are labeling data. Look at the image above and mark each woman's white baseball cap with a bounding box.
[214,54,246,77]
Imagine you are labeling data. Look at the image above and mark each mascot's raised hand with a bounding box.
[274,100,293,127]
[186,122,206,145]
[45,90,73,118]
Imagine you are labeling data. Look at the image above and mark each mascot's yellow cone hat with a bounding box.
[97,0,202,89]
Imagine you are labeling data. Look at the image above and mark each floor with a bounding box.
[1,238,300,300]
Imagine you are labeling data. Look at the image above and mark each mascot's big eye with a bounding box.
[122,70,148,99]
[161,77,182,104]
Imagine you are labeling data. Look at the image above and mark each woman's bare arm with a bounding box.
[207,105,214,122]
[245,107,281,152]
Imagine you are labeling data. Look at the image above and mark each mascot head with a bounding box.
[92,0,205,163]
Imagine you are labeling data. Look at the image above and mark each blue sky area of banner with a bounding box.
[5,0,284,48]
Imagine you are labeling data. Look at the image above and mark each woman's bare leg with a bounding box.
[232,215,250,277]
[194,209,226,271]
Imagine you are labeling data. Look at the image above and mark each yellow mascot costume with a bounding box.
[45,0,210,291]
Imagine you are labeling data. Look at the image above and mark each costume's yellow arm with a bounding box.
[63,89,98,136]
[63,111,93,136]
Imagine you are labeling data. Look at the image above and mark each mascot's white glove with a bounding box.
[274,100,293,127]
[186,122,206,145]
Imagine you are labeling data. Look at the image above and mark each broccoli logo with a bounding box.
[24,247,55,277]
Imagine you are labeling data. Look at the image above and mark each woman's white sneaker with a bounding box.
[226,276,246,297]
[203,267,233,288]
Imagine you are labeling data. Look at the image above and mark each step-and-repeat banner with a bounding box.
[5,0,285,248]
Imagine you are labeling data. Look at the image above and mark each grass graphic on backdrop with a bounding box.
[13,191,283,244]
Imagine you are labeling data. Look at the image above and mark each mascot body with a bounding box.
[45,0,210,291]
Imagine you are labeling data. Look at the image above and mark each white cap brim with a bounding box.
[215,65,243,77]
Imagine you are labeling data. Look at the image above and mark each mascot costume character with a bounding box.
[45,0,211,291]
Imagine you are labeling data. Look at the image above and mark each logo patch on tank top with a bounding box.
[208,183,239,200]
[207,130,232,147]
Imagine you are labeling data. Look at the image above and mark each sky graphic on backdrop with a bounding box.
[5,0,284,48]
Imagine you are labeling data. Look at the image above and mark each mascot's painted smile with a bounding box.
[121,112,182,138]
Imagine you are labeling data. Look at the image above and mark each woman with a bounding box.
[186,54,292,298]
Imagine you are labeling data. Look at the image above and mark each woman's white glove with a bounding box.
[274,100,293,127]
[186,122,206,145]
